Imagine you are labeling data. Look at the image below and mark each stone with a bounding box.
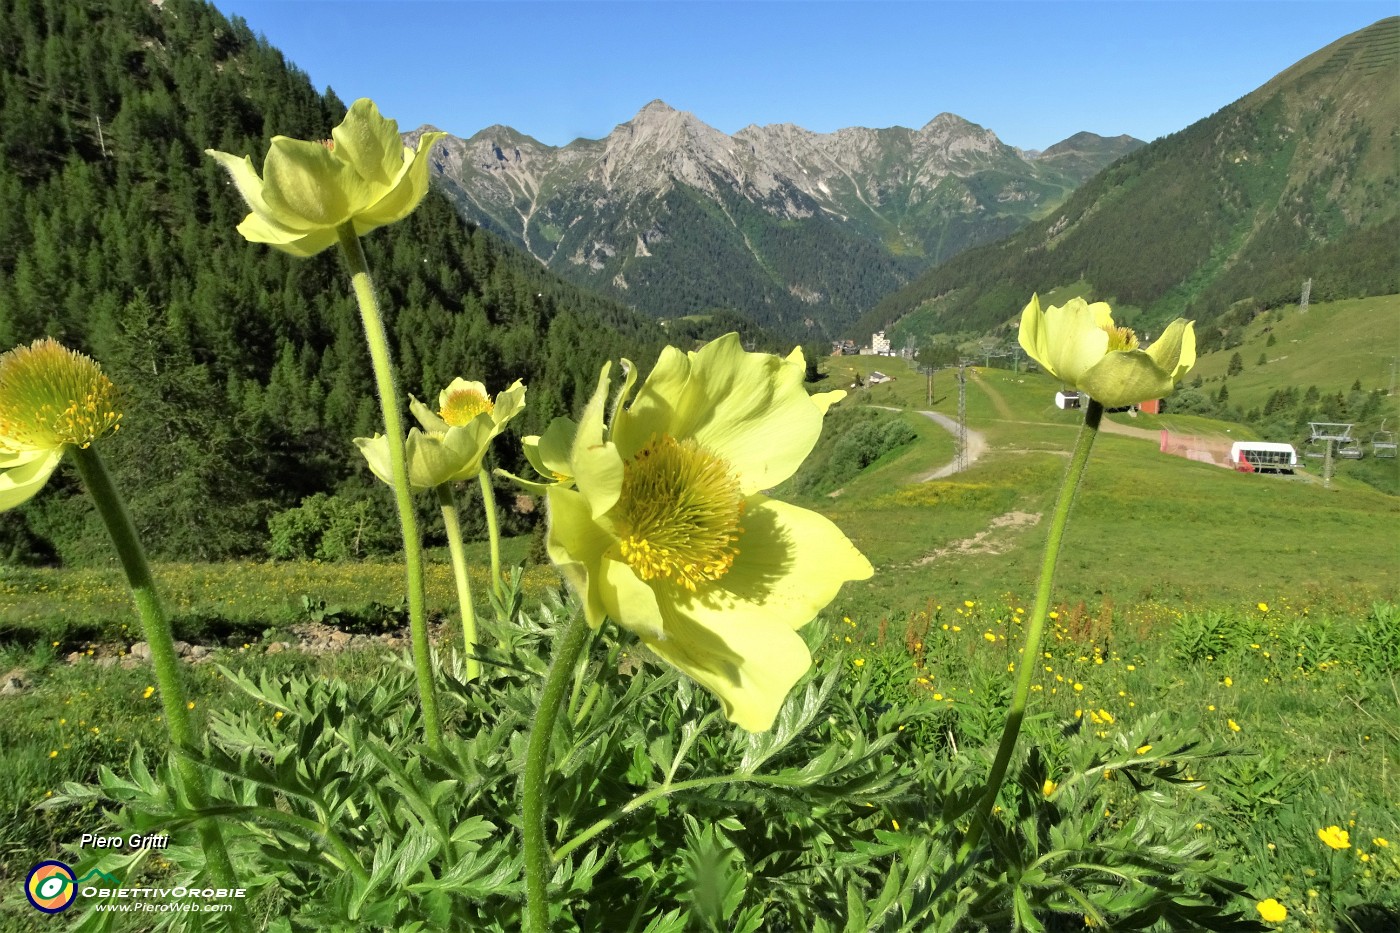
[1,668,32,696]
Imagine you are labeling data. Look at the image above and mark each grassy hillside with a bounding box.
[1189,293,1400,412]
[796,359,1398,630]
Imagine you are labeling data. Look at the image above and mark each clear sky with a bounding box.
[208,1,1395,151]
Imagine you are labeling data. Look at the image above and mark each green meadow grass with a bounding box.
[1190,294,1400,413]
[2,333,1398,930]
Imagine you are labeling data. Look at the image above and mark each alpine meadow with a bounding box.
[0,3,1396,933]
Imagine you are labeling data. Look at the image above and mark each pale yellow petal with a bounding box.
[641,594,813,732]
[1145,318,1197,383]
[330,99,402,187]
[1042,298,1110,386]
[353,434,394,487]
[685,496,873,633]
[260,136,358,227]
[1078,352,1174,408]
[546,486,613,629]
[0,446,63,511]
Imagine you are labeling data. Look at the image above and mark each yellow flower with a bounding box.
[1017,295,1195,407]
[1318,825,1351,850]
[1255,899,1287,923]
[543,334,871,731]
[206,99,444,257]
[357,378,526,489]
[1136,744,1153,755]
[1228,719,1241,732]
[983,632,997,643]
[0,339,122,510]
[1042,778,1058,797]
[142,686,155,699]
[1375,837,1390,848]
[1257,602,1269,612]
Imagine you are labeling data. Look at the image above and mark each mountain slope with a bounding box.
[418,103,1141,338]
[0,0,667,565]
[860,17,1400,348]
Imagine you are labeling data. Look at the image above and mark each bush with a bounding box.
[267,492,394,561]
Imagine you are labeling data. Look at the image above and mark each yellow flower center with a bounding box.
[1101,324,1140,351]
[439,387,494,426]
[0,338,121,450]
[616,434,745,591]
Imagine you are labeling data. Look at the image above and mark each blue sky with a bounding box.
[209,1,1394,151]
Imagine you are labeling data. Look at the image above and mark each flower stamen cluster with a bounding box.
[1102,324,1139,352]
[0,339,121,451]
[617,434,745,590]
[440,386,494,426]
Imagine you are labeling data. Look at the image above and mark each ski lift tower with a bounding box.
[1307,422,1354,488]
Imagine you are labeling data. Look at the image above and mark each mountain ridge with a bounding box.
[413,103,1142,337]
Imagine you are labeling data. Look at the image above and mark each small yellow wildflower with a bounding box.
[142,686,155,699]
[1257,602,1269,612]
[1042,779,1057,797]
[1374,837,1390,848]
[1228,719,1241,732]
[48,750,58,758]
[1136,744,1153,755]
[186,701,196,710]
[1318,825,1350,850]
[983,632,997,643]
[1255,899,1287,923]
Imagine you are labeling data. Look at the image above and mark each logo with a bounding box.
[25,861,77,913]
[25,862,123,913]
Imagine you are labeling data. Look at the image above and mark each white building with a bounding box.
[871,331,891,355]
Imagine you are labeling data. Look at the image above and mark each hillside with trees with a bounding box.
[857,17,1400,351]
[0,0,667,566]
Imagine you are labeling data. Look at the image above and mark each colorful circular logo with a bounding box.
[26,861,77,913]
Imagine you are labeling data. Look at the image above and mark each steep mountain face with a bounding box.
[862,17,1400,349]
[415,103,1141,337]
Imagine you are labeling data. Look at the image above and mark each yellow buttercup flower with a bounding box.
[1017,295,1195,407]
[0,338,121,510]
[206,99,445,257]
[356,378,525,489]
[543,334,872,731]
[1255,899,1287,923]
[1318,825,1351,850]
[1042,778,1058,797]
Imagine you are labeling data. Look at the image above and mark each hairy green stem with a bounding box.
[477,468,505,610]
[436,483,480,681]
[522,612,592,933]
[70,445,249,931]
[336,222,442,751]
[958,399,1103,862]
